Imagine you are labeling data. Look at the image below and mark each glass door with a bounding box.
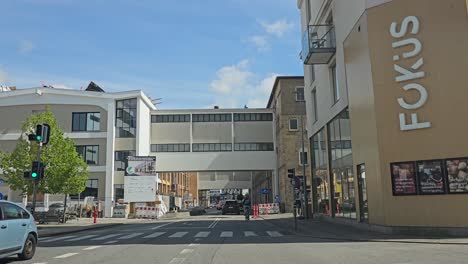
[357,164,368,222]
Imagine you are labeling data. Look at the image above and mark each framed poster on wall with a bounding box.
[445,158,468,194]
[416,160,446,194]
[390,162,417,195]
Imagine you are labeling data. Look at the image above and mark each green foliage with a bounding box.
[0,106,88,195]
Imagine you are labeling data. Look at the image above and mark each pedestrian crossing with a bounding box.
[39,230,284,243]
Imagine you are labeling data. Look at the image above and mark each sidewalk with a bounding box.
[37,217,153,237]
[260,213,468,245]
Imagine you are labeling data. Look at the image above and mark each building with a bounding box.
[0,86,277,216]
[267,76,311,213]
[298,0,468,231]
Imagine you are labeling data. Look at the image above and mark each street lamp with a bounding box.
[293,90,309,219]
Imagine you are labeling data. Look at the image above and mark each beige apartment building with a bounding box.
[267,76,311,213]
[299,0,468,231]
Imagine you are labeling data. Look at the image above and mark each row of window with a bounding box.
[234,113,273,122]
[150,143,275,152]
[116,99,137,138]
[192,114,232,122]
[72,112,101,132]
[152,114,190,123]
[151,144,191,152]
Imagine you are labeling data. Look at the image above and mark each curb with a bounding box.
[260,216,468,245]
[38,223,124,238]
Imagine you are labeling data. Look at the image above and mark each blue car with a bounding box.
[0,201,38,260]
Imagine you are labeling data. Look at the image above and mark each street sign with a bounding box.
[0,193,3,200]
[0,179,3,185]
[261,188,270,195]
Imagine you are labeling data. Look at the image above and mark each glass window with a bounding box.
[3,203,23,220]
[296,87,305,101]
[76,145,99,165]
[289,119,299,131]
[73,112,100,132]
[312,89,318,122]
[331,64,339,103]
[116,98,137,138]
[115,150,135,171]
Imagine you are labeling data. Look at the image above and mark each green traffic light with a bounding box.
[31,172,38,178]
[36,135,41,141]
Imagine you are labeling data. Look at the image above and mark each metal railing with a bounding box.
[301,24,336,64]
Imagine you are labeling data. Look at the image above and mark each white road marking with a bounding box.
[118,232,144,239]
[65,235,98,241]
[208,218,220,228]
[32,262,47,264]
[169,232,188,238]
[220,231,233,238]
[92,234,123,241]
[54,253,79,259]
[266,231,283,237]
[143,232,166,238]
[194,231,210,238]
[151,222,175,230]
[40,235,76,243]
[188,243,199,247]
[168,258,186,264]
[180,249,194,254]
[83,246,102,251]
[104,240,118,244]
[244,231,257,237]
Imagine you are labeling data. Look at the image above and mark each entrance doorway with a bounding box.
[357,164,368,222]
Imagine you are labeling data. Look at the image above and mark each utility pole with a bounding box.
[300,114,309,219]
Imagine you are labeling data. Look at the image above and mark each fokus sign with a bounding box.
[390,16,431,131]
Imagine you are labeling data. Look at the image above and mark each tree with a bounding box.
[0,107,88,200]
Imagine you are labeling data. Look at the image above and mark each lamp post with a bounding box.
[294,90,309,219]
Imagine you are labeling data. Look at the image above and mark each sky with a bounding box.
[0,0,303,109]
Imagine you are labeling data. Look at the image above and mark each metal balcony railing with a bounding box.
[301,25,336,65]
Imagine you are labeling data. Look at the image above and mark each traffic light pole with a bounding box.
[31,142,43,215]
[300,114,309,219]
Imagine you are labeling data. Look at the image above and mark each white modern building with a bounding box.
[0,86,277,217]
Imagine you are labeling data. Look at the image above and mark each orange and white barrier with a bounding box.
[257,203,280,215]
[135,206,159,219]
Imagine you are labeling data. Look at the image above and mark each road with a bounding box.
[2,211,468,264]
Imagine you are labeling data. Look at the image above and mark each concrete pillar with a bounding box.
[104,102,116,217]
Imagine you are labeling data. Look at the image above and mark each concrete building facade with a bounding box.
[298,0,468,230]
[267,76,311,213]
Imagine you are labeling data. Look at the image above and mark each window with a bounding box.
[79,179,98,199]
[295,87,305,102]
[331,64,339,103]
[234,113,273,122]
[192,143,232,152]
[299,150,309,166]
[115,184,124,201]
[152,114,190,123]
[115,150,136,171]
[192,114,231,122]
[312,89,318,122]
[116,98,137,138]
[72,112,101,132]
[234,143,274,151]
[2,203,23,220]
[76,145,99,165]
[289,119,299,131]
[151,144,190,152]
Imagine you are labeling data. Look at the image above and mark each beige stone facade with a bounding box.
[268,76,311,212]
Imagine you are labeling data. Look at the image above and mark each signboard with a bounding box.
[416,160,446,194]
[446,158,468,193]
[261,188,270,195]
[391,162,417,195]
[124,156,157,203]
[0,193,3,200]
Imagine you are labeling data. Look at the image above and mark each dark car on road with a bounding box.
[222,200,240,215]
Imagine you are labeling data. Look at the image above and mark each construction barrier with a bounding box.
[257,203,280,215]
[135,206,159,219]
[253,205,259,218]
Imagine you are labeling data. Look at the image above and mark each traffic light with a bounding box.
[287,168,295,178]
[31,161,40,179]
[28,124,50,145]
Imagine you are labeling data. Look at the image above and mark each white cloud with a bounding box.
[18,40,35,54]
[210,60,252,94]
[247,35,270,51]
[258,19,294,37]
[209,60,280,108]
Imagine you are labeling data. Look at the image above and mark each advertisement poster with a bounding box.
[124,156,157,202]
[446,158,468,193]
[391,162,417,195]
[125,156,156,176]
[416,160,446,194]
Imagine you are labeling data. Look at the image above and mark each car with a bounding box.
[0,200,38,260]
[222,200,240,215]
[25,202,47,213]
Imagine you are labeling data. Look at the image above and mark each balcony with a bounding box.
[301,25,336,65]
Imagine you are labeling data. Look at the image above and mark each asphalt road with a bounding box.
[2,212,468,264]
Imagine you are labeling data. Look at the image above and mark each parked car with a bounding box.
[0,200,38,260]
[222,200,240,215]
[25,202,47,213]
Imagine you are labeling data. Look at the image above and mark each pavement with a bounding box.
[2,209,467,264]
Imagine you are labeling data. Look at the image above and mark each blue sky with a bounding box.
[0,0,303,109]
